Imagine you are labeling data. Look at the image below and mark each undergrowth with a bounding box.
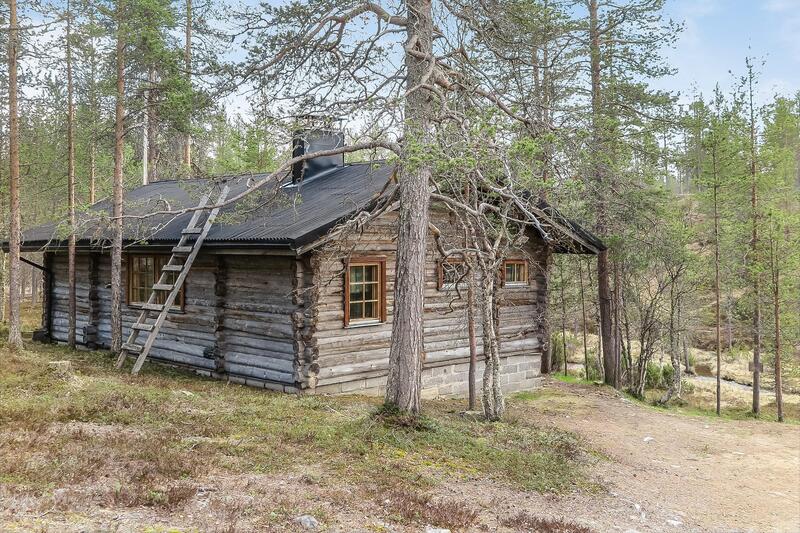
[0,340,593,514]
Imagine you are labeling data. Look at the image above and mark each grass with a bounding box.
[0,336,593,528]
[553,374,595,386]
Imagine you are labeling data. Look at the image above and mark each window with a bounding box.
[344,258,386,326]
[438,260,468,290]
[127,255,184,308]
[504,259,528,286]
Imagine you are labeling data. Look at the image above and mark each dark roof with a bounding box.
[14,161,603,254]
[535,199,607,254]
[17,162,396,250]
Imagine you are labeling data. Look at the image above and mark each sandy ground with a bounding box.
[2,380,798,533]
[487,380,800,533]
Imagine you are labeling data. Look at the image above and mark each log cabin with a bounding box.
[9,129,604,398]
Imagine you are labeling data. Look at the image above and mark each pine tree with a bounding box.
[110,0,126,355]
[6,0,23,350]
[66,0,78,348]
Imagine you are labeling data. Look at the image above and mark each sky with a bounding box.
[227,0,800,113]
[654,0,800,103]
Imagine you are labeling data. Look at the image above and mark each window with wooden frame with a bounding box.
[438,259,469,291]
[127,255,184,309]
[344,257,386,326]
[503,259,528,286]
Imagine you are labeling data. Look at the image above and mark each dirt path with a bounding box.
[485,380,800,532]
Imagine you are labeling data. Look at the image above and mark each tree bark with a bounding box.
[111,2,126,354]
[747,59,761,416]
[183,0,193,167]
[479,268,504,421]
[589,0,615,387]
[560,259,567,376]
[714,174,722,416]
[67,0,78,348]
[7,0,23,350]
[88,12,98,204]
[467,276,478,411]
[539,247,553,374]
[579,257,589,379]
[146,66,157,183]
[771,229,784,423]
[384,0,434,415]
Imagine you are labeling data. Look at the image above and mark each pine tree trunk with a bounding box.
[384,0,433,415]
[661,283,683,404]
[183,0,193,167]
[747,61,761,416]
[146,67,157,183]
[111,3,126,354]
[579,258,589,380]
[589,0,615,387]
[7,0,23,350]
[771,231,784,423]
[88,17,98,204]
[539,248,553,374]
[714,179,722,416]
[613,261,622,388]
[67,0,78,348]
[0,252,5,323]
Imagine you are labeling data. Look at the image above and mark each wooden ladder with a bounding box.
[116,182,231,375]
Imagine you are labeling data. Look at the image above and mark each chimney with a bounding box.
[291,126,345,184]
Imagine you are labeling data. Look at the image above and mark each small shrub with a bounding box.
[380,488,478,531]
[645,362,664,390]
[661,364,674,387]
[584,353,602,382]
[502,512,595,533]
[550,333,565,372]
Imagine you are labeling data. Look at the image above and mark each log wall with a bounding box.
[47,251,300,390]
[43,207,549,399]
[310,210,548,396]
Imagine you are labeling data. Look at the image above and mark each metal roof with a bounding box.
[14,161,603,255]
[18,162,396,251]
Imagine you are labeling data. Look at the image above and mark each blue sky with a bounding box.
[655,0,800,103]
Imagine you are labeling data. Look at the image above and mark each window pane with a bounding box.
[349,302,363,320]
[364,264,378,282]
[350,282,364,302]
[351,265,364,282]
[505,262,526,283]
[364,282,376,301]
[364,301,376,319]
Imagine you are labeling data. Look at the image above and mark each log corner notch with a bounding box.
[292,253,320,391]
[30,253,54,344]
[85,253,101,349]
[211,255,228,374]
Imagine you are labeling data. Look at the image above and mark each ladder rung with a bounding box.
[172,246,193,254]
[152,283,174,291]
[132,323,154,332]
[181,227,203,235]
[140,303,164,311]
[122,343,143,354]
[162,264,183,272]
